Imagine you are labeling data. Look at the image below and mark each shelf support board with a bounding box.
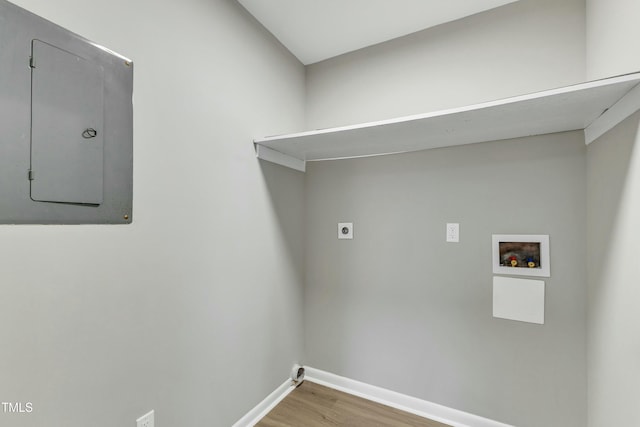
[255,144,306,172]
[585,82,640,145]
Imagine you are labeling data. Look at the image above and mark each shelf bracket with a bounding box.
[255,144,306,172]
[585,82,640,145]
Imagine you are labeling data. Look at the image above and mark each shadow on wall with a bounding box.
[587,112,640,301]
[257,158,306,360]
[587,110,640,427]
[258,160,305,284]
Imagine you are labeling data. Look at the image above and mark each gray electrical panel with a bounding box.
[0,0,133,224]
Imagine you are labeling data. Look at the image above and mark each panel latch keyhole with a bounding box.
[82,128,97,139]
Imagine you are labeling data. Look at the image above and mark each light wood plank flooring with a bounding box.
[256,381,452,427]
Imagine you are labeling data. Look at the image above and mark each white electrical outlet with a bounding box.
[446,223,459,242]
[136,410,154,427]
[338,222,353,239]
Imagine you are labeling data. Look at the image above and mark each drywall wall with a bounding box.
[305,0,586,129]
[0,1,305,426]
[586,0,640,79]
[304,132,587,426]
[586,2,640,426]
[303,1,587,425]
[586,112,640,427]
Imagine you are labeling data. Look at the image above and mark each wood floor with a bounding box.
[256,381,452,427]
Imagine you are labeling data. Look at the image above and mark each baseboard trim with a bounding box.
[231,379,295,427]
[304,367,513,427]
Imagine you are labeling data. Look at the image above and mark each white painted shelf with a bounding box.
[255,73,640,172]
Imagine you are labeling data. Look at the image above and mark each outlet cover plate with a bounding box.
[338,222,353,239]
[446,223,459,242]
[136,410,154,427]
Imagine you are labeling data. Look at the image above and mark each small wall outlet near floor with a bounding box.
[136,410,154,427]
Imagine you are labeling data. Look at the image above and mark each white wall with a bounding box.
[304,133,588,427]
[586,1,640,426]
[586,0,640,79]
[303,0,588,425]
[306,0,585,129]
[0,1,306,426]
[586,112,640,427]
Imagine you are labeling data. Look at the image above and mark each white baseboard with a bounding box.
[231,379,296,427]
[304,367,514,427]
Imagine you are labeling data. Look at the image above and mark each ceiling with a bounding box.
[237,0,520,65]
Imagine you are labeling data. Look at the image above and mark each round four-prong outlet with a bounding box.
[338,222,353,239]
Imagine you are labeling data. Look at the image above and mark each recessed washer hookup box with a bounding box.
[0,0,133,224]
